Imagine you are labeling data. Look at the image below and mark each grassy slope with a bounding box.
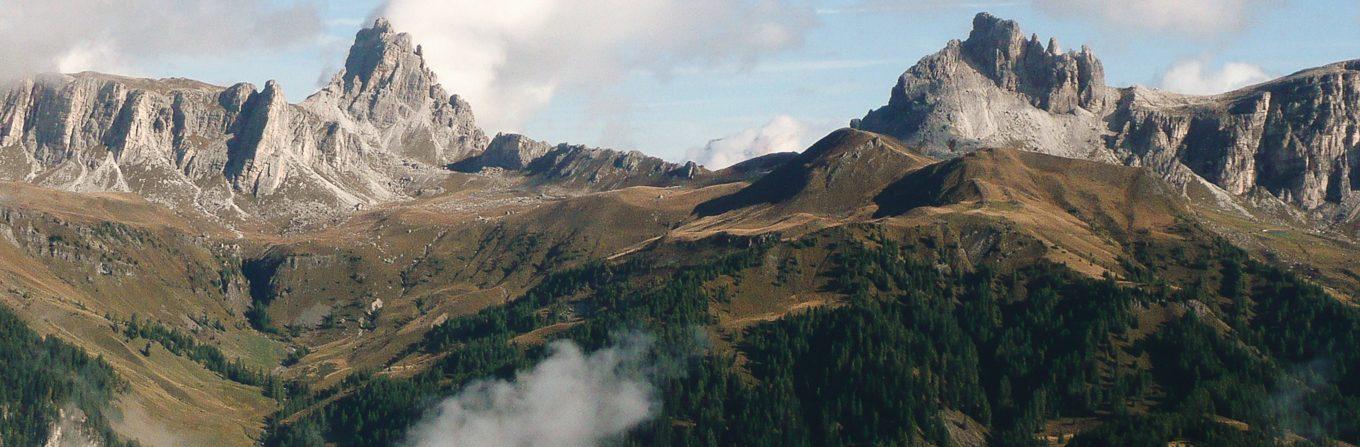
[2,129,1358,445]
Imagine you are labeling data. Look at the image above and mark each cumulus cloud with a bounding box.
[406,336,656,447]
[380,0,815,133]
[1160,59,1272,95]
[686,116,828,169]
[817,0,1029,14]
[1034,0,1269,38]
[0,0,322,82]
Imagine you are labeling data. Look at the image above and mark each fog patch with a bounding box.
[406,335,657,447]
[1159,58,1271,95]
[686,115,815,170]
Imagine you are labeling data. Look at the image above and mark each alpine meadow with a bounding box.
[0,2,1359,446]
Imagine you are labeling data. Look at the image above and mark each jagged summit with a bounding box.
[305,18,487,165]
[856,12,1113,162]
[323,18,443,123]
[343,18,404,84]
[0,17,488,226]
[959,12,1105,113]
[857,11,1360,221]
[455,132,703,190]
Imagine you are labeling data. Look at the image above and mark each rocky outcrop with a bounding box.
[0,19,487,225]
[302,18,487,166]
[857,12,1360,220]
[1106,62,1360,213]
[526,144,701,190]
[857,13,1114,161]
[227,80,296,195]
[475,133,555,170]
[959,13,1105,113]
[455,133,703,190]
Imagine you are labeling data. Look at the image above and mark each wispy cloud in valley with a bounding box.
[406,336,657,447]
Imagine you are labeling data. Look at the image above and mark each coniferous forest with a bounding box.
[0,305,137,446]
[255,227,1360,446]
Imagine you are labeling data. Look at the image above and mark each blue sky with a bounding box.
[7,0,1358,167]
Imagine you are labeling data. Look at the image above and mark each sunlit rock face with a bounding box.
[0,18,487,223]
[858,12,1360,218]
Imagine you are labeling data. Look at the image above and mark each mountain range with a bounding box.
[1,12,1358,447]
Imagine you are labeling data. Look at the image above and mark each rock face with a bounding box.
[302,18,487,166]
[456,133,703,190]
[857,12,1360,220]
[0,19,487,224]
[476,133,555,171]
[1106,62,1360,213]
[958,13,1105,114]
[857,13,1113,161]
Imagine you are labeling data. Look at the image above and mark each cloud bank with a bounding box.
[686,116,824,169]
[1035,0,1269,38]
[1160,59,1272,95]
[380,0,815,133]
[406,337,656,447]
[0,0,323,83]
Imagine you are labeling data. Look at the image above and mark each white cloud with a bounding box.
[1035,0,1269,37]
[686,116,830,169]
[407,337,656,447]
[380,0,815,134]
[0,0,322,83]
[1160,59,1272,95]
[818,0,1029,14]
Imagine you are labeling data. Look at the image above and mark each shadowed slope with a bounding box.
[874,148,1184,236]
[694,128,934,217]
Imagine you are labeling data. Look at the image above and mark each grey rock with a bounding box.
[454,132,702,190]
[477,133,555,170]
[0,18,489,226]
[1107,63,1360,213]
[524,143,701,190]
[857,13,1113,161]
[858,12,1360,220]
[303,18,488,166]
[958,13,1105,113]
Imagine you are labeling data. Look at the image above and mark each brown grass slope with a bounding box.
[0,182,279,447]
[3,124,1360,446]
[695,128,934,217]
[687,128,1190,278]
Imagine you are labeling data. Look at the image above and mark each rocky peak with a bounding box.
[452,133,703,190]
[305,17,488,165]
[345,17,398,84]
[476,133,555,170]
[327,18,440,125]
[856,12,1112,160]
[227,80,295,196]
[0,17,497,226]
[857,12,1360,220]
[961,12,1025,60]
[959,12,1105,113]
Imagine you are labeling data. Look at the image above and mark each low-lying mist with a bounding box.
[405,335,657,447]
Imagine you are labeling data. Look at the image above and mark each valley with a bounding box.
[0,11,1358,447]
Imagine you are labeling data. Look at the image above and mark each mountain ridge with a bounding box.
[1,11,1360,447]
[0,18,493,228]
[857,12,1360,225]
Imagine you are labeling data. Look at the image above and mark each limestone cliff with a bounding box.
[857,12,1360,221]
[456,133,703,190]
[302,18,487,166]
[0,19,487,225]
[857,13,1114,161]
